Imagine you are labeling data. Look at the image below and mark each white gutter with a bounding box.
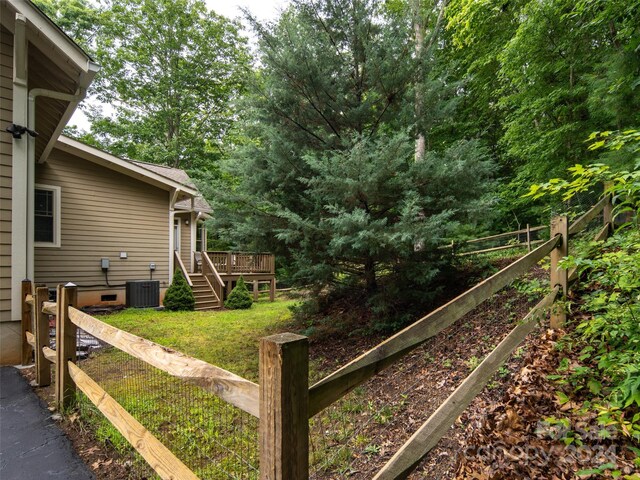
[26,88,88,280]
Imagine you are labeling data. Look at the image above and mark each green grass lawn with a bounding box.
[96,297,298,381]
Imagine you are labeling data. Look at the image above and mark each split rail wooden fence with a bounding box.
[21,191,613,479]
[440,223,547,256]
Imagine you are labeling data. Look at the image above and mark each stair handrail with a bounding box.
[200,267,221,304]
[202,252,225,288]
[174,251,193,287]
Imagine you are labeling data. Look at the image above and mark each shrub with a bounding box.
[163,269,195,311]
[225,277,253,310]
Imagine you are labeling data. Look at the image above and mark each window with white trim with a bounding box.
[34,184,61,247]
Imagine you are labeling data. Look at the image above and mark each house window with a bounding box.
[34,184,61,247]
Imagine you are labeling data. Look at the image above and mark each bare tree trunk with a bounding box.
[413,0,426,163]
[364,256,377,293]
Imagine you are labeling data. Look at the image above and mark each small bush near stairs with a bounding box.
[225,277,253,310]
[164,270,196,311]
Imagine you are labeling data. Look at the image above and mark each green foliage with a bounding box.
[524,129,640,228]
[32,0,99,52]
[82,0,250,178]
[163,269,195,311]
[216,0,496,319]
[557,230,640,442]
[445,0,640,227]
[225,277,253,310]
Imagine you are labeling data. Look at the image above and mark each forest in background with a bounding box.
[34,0,640,323]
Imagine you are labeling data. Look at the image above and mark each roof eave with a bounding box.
[38,62,100,163]
[55,136,200,196]
[6,0,94,71]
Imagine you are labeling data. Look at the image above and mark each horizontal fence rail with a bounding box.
[457,238,545,257]
[308,235,560,417]
[440,225,547,256]
[68,307,260,417]
[373,286,560,480]
[464,225,546,244]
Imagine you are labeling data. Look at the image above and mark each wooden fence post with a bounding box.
[550,216,568,329]
[259,333,309,480]
[35,286,51,386]
[56,283,78,410]
[603,181,613,233]
[526,224,532,252]
[21,280,33,365]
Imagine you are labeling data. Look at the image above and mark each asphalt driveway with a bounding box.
[0,366,93,479]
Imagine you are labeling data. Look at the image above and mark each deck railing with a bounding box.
[207,252,275,275]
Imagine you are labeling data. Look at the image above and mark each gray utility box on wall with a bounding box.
[126,280,160,308]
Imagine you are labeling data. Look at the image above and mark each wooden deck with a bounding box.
[180,252,277,309]
[207,252,276,300]
[207,252,275,276]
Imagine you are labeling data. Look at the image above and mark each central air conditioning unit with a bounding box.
[125,280,160,308]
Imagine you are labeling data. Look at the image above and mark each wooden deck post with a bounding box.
[56,283,78,410]
[226,252,232,275]
[35,286,51,386]
[253,280,259,301]
[269,278,276,302]
[550,216,568,329]
[21,280,33,365]
[603,181,613,233]
[259,333,309,480]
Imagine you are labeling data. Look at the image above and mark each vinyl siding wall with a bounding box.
[35,148,171,304]
[0,26,13,320]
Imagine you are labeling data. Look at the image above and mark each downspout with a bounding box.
[26,88,87,280]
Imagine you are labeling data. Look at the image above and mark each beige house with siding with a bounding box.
[37,135,212,305]
[0,0,212,365]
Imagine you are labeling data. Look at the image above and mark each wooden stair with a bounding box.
[188,273,222,311]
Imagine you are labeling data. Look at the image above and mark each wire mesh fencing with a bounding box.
[548,186,603,219]
[307,266,552,479]
[74,330,259,480]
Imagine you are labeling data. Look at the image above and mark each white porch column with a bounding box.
[190,212,196,271]
[168,189,180,283]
